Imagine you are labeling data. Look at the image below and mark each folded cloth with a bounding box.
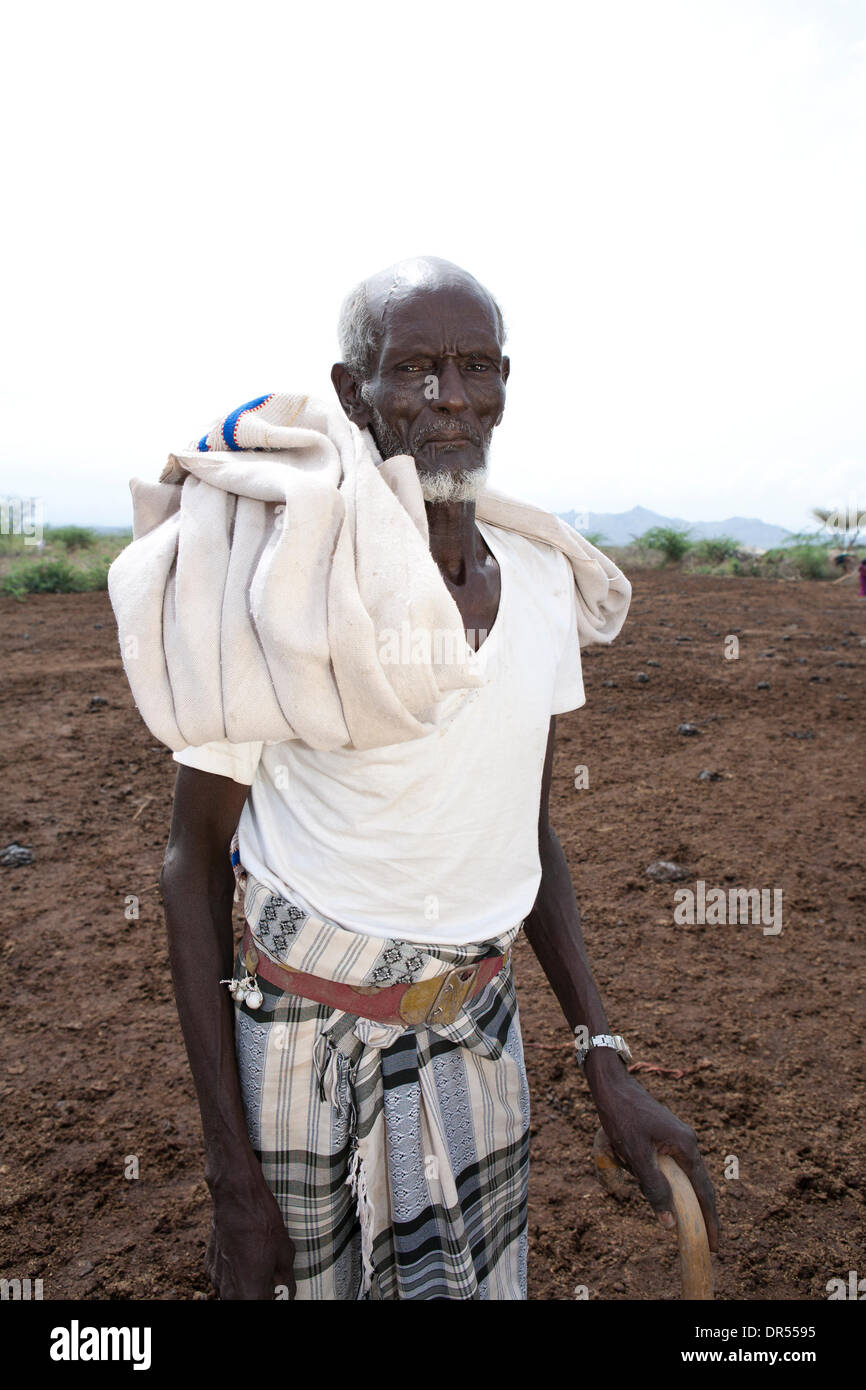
[107,392,631,752]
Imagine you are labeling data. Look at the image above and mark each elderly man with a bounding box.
[158,256,718,1300]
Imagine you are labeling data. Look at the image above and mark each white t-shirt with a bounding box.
[173,519,585,945]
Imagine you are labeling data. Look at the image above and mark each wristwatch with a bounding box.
[574,1031,632,1070]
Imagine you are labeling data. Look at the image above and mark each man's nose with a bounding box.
[433,359,470,412]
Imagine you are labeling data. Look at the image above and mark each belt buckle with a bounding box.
[424,962,480,1027]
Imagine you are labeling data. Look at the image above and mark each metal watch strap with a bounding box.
[574,1031,632,1069]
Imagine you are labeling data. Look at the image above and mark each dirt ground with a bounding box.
[1,570,863,1301]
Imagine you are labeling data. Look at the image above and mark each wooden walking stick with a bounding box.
[592,1126,714,1300]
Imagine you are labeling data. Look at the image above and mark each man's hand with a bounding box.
[205,1171,297,1300]
[588,1055,720,1251]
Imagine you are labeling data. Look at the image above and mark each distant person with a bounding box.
[860,555,866,597]
[115,256,719,1300]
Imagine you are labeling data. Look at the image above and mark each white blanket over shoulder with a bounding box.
[107,392,631,752]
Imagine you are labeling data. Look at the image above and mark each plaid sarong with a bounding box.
[230,849,530,1300]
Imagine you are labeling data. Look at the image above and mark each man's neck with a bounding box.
[425,500,485,585]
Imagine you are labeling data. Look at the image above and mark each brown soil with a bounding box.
[1,572,863,1301]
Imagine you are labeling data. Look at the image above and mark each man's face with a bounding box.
[357,282,509,493]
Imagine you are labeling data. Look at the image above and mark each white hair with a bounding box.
[417,466,489,503]
[337,282,384,379]
[337,269,507,380]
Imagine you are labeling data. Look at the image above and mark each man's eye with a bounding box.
[466,363,491,371]
[397,364,426,372]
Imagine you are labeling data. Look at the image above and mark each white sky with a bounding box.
[2,0,864,531]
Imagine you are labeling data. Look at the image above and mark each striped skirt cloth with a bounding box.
[230,850,530,1300]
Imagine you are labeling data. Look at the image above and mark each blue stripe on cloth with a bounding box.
[221,394,273,451]
[197,434,210,452]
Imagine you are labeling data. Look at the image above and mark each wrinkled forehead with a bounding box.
[371,275,502,360]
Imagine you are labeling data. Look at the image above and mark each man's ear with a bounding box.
[494,355,510,426]
[331,363,372,428]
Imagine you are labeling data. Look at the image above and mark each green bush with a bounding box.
[690,535,739,564]
[765,544,831,580]
[3,557,82,597]
[80,555,113,590]
[795,547,832,580]
[0,533,32,554]
[0,555,110,598]
[635,526,693,563]
[44,525,96,551]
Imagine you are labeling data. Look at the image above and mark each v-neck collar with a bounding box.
[471,519,507,656]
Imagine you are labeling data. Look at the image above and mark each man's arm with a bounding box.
[160,765,296,1298]
[523,717,719,1249]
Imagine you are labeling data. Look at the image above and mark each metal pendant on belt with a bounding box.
[220,972,263,1010]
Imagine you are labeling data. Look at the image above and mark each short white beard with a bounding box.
[417,466,489,503]
[359,387,490,503]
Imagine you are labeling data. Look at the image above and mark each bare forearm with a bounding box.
[160,852,261,1191]
[523,825,627,1094]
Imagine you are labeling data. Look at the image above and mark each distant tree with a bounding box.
[635,526,693,563]
[45,525,96,551]
[690,536,739,565]
[782,529,829,546]
[810,505,864,550]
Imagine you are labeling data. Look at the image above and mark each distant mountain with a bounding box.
[557,504,792,551]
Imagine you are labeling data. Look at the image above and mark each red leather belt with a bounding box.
[241,926,510,1028]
